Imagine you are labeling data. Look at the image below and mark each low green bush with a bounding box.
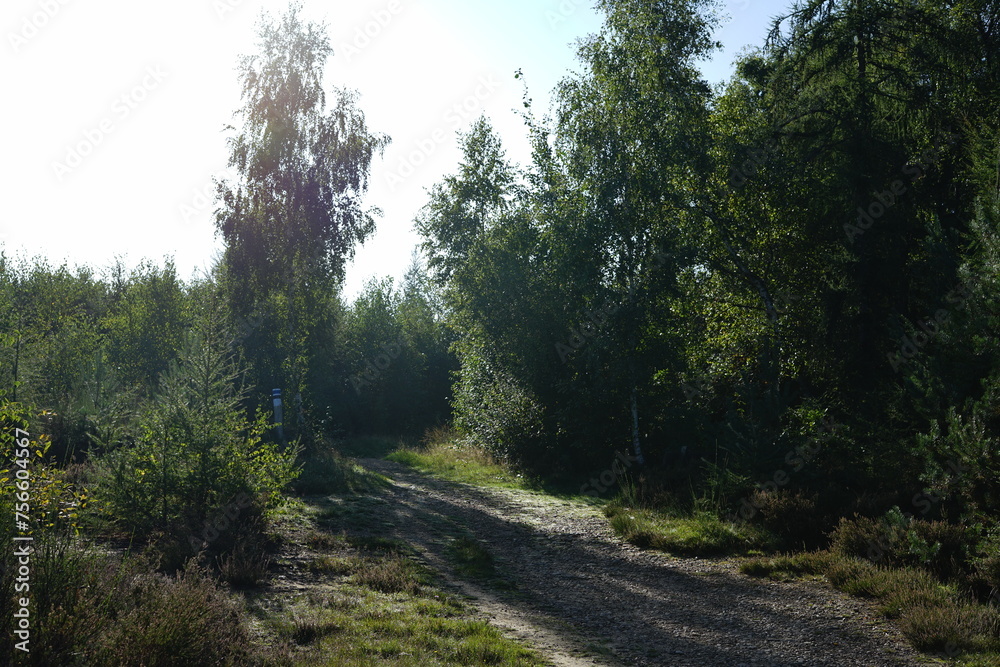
[745,488,823,548]
[93,324,298,563]
[830,507,973,580]
[972,525,1000,601]
[1,528,266,666]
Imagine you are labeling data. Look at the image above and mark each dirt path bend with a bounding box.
[356,458,938,667]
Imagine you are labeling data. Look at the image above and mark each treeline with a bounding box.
[417,0,1000,536]
[0,255,453,457]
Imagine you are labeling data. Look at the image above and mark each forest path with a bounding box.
[355,458,938,667]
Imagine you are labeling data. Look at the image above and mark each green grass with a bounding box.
[604,502,775,556]
[266,585,546,665]
[249,531,548,667]
[245,463,546,666]
[291,443,391,496]
[24,428,546,666]
[446,536,497,579]
[741,551,1000,661]
[306,554,363,576]
[385,440,539,491]
[738,550,833,580]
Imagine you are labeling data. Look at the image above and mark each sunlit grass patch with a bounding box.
[266,586,546,666]
[739,551,835,579]
[307,555,363,576]
[386,436,537,491]
[352,554,429,595]
[604,503,773,556]
[291,442,391,496]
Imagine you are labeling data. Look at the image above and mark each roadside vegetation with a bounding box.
[385,427,540,492]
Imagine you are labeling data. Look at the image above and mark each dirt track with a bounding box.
[354,458,939,667]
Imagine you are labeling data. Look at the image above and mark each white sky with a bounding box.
[1,0,791,298]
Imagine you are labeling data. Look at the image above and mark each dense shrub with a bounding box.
[1,425,261,666]
[452,342,549,469]
[93,313,298,555]
[746,488,823,548]
[830,508,973,580]
[972,525,1000,601]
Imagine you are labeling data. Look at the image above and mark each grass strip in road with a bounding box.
[260,583,546,666]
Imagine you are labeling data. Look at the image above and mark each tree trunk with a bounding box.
[630,377,645,466]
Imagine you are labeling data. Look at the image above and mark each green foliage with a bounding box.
[972,525,1000,596]
[830,509,974,580]
[214,4,390,442]
[409,1,1000,563]
[3,1,1000,661]
[450,340,549,468]
[332,268,455,436]
[0,257,116,461]
[0,398,268,665]
[216,4,389,291]
[102,259,187,394]
[93,309,299,549]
